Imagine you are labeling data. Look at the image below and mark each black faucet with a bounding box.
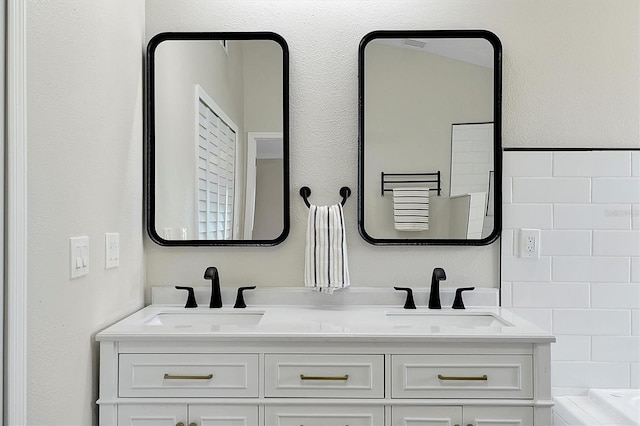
[428,267,447,309]
[204,266,222,308]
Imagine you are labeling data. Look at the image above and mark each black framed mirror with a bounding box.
[358,30,502,245]
[146,32,289,246]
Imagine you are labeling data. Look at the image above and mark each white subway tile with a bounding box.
[503,151,553,177]
[633,311,640,336]
[551,335,591,361]
[633,205,640,230]
[540,230,591,256]
[512,178,591,203]
[592,178,640,203]
[553,309,631,335]
[501,230,514,256]
[501,281,512,307]
[553,257,630,282]
[632,363,640,388]
[593,231,640,256]
[502,256,552,282]
[552,362,630,388]
[632,257,640,283]
[502,177,512,203]
[554,204,632,230]
[591,283,640,309]
[451,163,474,175]
[452,140,474,152]
[553,151,631,177]
[503,204,553,230]
[512,282,589,308]
[508,308,553,332]
[592,336,640,362]
[632,152,640,177]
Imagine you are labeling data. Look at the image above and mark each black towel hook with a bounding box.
[299,186,351,208]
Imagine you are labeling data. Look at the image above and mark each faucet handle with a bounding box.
[394,287,417,309]
[452,287,475,309]
[175,286,198,308]
[234,286,256,309]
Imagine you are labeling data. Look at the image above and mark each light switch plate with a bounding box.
[105,232,119,269]
[70,236,89,279]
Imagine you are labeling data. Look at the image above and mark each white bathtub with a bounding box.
[554,389,640,425]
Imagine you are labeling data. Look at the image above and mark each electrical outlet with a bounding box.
[520,229,540,258]
[105,233,119,269]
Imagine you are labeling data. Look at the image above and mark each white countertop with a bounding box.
[96,304,555,343]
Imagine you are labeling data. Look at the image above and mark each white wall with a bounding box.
[26,1,145,424]
[144,0,637,294]
[19,0,638,423]
[502,150,640,394]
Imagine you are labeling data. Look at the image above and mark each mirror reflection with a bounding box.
[358,30,501,245]
[147,33,289,245]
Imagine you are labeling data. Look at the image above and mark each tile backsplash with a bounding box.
[501,150,640,395]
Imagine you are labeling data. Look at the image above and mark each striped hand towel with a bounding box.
[304,203,350,294]
[393,187,430,231]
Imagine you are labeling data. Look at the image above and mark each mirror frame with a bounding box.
[146,32,290,246]
[357,29,502,246]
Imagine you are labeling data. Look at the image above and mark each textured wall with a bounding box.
[144,0,637,295]
[502,150,640,394]
[27,0,145,424]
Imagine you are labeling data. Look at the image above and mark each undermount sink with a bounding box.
[386,311,513,328]
[144,310,264,327]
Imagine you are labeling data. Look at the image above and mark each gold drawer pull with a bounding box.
[164,373,213,380]
[438,374,488,381]
[300,374,349,381]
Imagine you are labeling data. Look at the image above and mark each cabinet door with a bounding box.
[392,406,462,426]
[117,404,186,426]
[189,405,259,426]
[265,405,384,426]
[463,406,533,426]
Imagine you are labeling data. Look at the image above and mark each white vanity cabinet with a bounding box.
[118,404,259,426]
[392,406,534,426]
[97,305,554,426]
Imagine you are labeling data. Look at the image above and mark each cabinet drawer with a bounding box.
[264,354,384,398]
[392,354,533,399]
[118,353,258,397]
[265,405,384,426]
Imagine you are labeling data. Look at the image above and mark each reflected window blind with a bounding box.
[197,98,236,240]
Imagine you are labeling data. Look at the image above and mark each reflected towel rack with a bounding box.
[381,172,441,197]
[300,186,351,208]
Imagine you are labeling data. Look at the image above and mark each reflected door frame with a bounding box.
[7,0,26,423]
[244,132,283,239]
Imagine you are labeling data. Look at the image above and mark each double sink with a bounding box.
[143,308,513,329]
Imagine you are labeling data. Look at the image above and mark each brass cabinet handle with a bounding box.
[299,374,349,381]
[164,373,213,380]
[437,374,488,381]
[189,423,197,426]
[176,423,184,426]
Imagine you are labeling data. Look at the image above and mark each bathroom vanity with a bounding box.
[97,290,554,426]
